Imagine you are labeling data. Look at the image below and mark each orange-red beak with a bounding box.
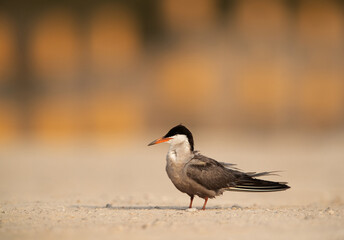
[148,137,172,146]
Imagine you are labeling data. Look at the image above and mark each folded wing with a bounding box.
[186,153,290,192]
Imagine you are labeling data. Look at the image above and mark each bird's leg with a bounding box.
[189,195,194,208]
[202,197,208,210]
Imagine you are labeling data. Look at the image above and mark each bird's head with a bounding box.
[148,124,194,151]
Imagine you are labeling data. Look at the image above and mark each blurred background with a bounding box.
[0,0,343,204]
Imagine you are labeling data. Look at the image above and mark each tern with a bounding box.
[148,124,290,210]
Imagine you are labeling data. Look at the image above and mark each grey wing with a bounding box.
[186,153,289,192]
[186,154,239,190]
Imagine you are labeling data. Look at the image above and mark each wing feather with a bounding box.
[186,154,239,190]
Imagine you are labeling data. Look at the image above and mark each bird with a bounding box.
[148,124,290,210]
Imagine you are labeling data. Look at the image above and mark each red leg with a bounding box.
[189,195,194,208]
[202,197,208,210]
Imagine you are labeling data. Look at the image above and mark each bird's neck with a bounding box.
[167,141,193,164]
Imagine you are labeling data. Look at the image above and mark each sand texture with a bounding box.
[1,134,344,239]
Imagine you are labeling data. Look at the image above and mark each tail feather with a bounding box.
[246,171,281,178]
[227,178,290,192]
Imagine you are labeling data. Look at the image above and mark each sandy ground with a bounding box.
[1,132,344,240]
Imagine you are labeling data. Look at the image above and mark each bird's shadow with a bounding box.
[70,204,235,211]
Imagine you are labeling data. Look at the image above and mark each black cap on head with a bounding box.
[163,124,194,151]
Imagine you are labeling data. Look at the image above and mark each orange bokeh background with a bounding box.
[0,0,343,143]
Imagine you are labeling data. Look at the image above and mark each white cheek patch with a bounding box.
[167,134,193,164]
[170,135,189,145]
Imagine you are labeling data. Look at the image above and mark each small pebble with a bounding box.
[141,223,149,229]
[185,208,198,212]
[231,205,243,210]
[105,204,112,208]
[324,207,334,215]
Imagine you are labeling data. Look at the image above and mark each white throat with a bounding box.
[166,135,193,163]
